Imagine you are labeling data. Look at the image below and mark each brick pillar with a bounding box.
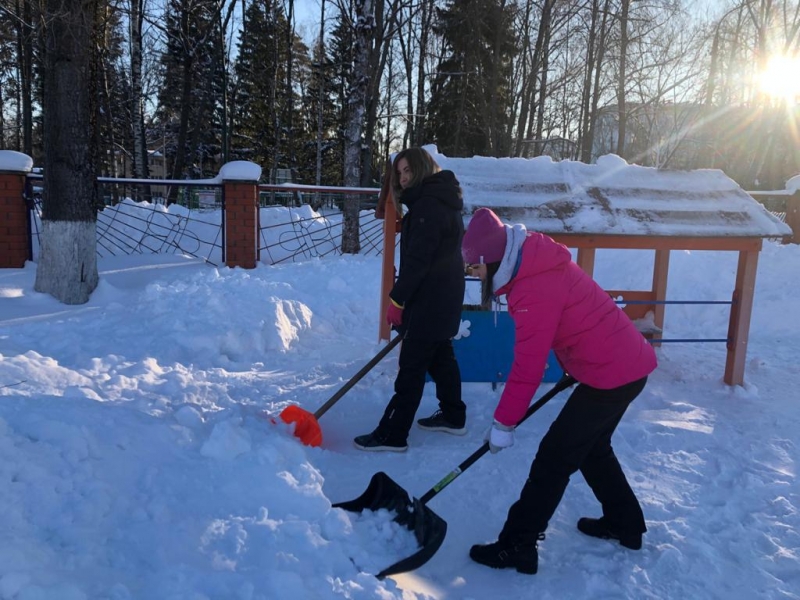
[0,168,30,268]
[223,179,259,269]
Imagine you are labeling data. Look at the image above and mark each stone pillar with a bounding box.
[220,161,262,269]
[0,151,33,268]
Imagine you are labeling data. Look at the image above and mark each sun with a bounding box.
[758,54,800,103]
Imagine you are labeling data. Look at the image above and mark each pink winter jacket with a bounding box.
[493,232,657,427]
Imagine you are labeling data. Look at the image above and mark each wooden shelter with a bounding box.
[376,149,791,386]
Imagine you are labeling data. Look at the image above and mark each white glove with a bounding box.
[485,420,515,453]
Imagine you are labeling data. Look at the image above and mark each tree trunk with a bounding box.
[412,0,434,146]
[534,11,553,153]
[35,0,99,304]
[361,0,389,187]
[130,0,149,180]
[513,0,534,157]
[315,0,325,188]
[342,0,375,254]
[586,0,611,162]
[15,0,35,155]
[285,0,296,175]
[616,0,630,157]
[169,3,195,199]
[525,0,554,154]
[579,0,600,162]
[486,0,507,155]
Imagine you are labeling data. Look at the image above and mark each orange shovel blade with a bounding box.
[279,405,323,447]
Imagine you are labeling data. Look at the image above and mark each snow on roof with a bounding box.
[426,145,791,238]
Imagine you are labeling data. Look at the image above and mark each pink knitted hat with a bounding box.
[462,208,507,264]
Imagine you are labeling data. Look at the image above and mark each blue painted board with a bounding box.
[452,310,563,384]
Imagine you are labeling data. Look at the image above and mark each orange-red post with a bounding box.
[376,165,401,341]
[725,249,759,385]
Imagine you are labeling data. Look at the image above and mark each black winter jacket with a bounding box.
[389,170,465,341]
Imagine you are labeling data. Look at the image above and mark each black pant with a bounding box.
[377,338,464,444]
[499,377,648,545]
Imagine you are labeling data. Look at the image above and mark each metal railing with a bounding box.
[24,175,392,265]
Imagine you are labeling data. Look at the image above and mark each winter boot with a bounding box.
[577,517,642,550]
[469,534,545,574]
[353,429,408,453]
[416,410,466,435]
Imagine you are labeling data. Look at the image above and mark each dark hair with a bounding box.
[391,147,441,197]
[480,262,502,308]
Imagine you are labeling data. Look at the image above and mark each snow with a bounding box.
[1,169,800,598]
[426,145,792,238]
[216,161,262,182]
[0,150,33,173]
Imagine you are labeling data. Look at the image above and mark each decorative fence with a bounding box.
[2,157,797,272]
[1,161,387,269]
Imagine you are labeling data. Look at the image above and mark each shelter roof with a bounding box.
[428,146,791,238]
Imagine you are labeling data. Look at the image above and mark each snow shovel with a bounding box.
[279,335,403,447]
[332,373,577,579]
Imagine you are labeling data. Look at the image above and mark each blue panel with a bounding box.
[452,310,563,384]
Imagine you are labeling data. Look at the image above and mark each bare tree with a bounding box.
[616,0,630,156]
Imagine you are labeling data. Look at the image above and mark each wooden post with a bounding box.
[0,161,32,268]
[786,190,800,244]
[222,177,259,269]
[575,247,596,276]
[651,249,670,346]
[725,249,759,385]
[376,166,399,341]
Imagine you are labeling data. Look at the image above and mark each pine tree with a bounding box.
[156,0,223,183]
[327,8,355,186]
[295,35,340,185]
[425,0,516,157]
[231,0,307,180]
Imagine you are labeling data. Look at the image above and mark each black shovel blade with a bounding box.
[332,471,447,579]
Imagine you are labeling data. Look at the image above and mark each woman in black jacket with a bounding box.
[354,147,467,452]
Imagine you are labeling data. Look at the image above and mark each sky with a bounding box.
[1,153,799,599]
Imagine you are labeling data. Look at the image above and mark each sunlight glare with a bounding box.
[758,55,800,103]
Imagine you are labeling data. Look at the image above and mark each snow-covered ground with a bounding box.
[2,229,799,598]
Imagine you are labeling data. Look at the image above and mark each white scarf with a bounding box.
[492,224,528,294]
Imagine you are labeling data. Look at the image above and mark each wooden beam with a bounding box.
[549,234,763,252]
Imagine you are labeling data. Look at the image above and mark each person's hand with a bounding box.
[386,298,404,327]
[485,420,515,453]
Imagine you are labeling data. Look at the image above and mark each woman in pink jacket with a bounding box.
[462,207,657,575]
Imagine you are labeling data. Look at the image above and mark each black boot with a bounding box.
[469,534,545,574]
[577,517,642,550]
[353,429,408,452]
